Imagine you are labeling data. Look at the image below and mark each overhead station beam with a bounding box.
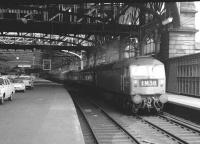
[0,19,139,35]
[0,33,94,46]
[0,0,193,4]
[0,44,93,51]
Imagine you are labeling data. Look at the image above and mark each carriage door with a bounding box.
[121,67,130,93]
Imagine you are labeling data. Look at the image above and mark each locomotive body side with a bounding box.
[95,66,122,94]
[94,57,167,112]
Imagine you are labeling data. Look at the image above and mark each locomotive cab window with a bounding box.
[130,65,149,77]
[130,65,165,78]
[151,65,165,78]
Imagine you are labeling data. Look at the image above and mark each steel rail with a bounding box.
[159,113,200,135]
[89,100,141,144]
[74,96,140,144]
[72,96,100,144]
[137,116,189,144]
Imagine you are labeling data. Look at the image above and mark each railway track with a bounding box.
[73,96,140,144]
[76,107,98,144]
[70,89,200,144]
[90,97,200,144]
[138,113,200,144]
[162,112,200,130]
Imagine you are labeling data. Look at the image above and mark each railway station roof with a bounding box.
[0,2,179,50]
[0,1,181,69]
[0,0,195,4]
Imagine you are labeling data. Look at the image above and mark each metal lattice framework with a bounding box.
[0,2,180,68]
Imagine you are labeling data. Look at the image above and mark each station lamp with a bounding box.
[162,17,173,25]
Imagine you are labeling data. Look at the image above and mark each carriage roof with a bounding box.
[111,57,163,68]
[66,57,164,73]
[126,57,163,66]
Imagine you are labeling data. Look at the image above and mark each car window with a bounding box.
[0,78,4,85]
[14,79,23,83]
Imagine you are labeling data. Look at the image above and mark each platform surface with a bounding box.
[0,79,85,144]
[167,93,200,110]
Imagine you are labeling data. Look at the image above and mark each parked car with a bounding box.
[7,74,17,79]
[0,76,15,104]
[13,79,26,92]
[19,75,34,89]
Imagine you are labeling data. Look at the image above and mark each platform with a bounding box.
[167,93,200,110]
[0,79,85,144]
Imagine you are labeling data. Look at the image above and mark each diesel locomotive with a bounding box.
[55,56,168,113]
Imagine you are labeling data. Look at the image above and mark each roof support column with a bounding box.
[140,41,146,56]
[154,28,161,54]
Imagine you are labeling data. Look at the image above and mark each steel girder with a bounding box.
[0,2,179,68]
[0,32,94,47]
[0,44,93,51]
[0,2,173,48]
[0,0,194,5]
[0,19,139,35]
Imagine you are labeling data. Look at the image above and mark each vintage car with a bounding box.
[13,78,26,92]
[0,76,15,104]
[19,75,34,89]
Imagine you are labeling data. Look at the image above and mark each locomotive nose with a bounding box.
[159,94,168,103]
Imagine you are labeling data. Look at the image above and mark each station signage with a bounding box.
[43,59,51,70]
[18,64,31,68]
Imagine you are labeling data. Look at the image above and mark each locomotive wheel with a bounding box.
[114,97,118,105]
[156,107,163,113]
[115,97,120,106]
[125,100,130,111]
[128,102,133,112]
[122,99,126,109]
[119,97,123,109]
[154,101,164,113]
[131,104,138,114]
[126,101,132,114]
